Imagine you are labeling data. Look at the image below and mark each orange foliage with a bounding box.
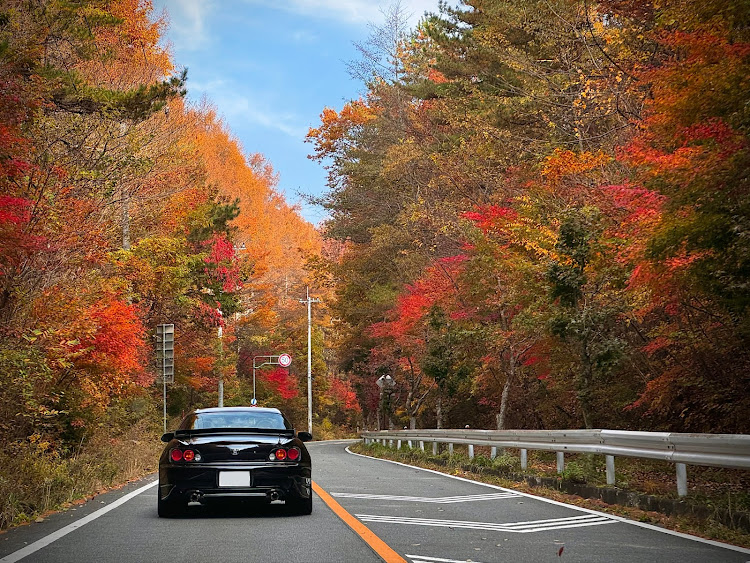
[76,0,172,87]
[306,99,378,161]
[542,149,610,189]
[78,297,149,385]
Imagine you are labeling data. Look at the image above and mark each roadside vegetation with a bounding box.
[351,441,750,548]
[0,0,354,531]
[0,397,164,529]
[310,0,750,434]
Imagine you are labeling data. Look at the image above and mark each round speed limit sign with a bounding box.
[278,353,292,368]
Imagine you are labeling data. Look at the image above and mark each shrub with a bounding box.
[562,461,587,484]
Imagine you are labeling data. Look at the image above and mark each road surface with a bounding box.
[1,440,747,562]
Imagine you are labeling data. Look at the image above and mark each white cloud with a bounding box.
[191,80,308,139]
[159,0,215,51]
[290,29,319,43]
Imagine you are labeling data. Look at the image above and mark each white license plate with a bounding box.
[219,471,251,487]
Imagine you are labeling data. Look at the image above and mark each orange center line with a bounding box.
[311,481,407,563]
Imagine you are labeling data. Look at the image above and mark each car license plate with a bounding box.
[219,471,251,487]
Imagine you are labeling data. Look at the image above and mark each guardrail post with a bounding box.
[407,440,413,448]
[419,441,425,451]
[521,449,528,470]
[606,455,616,486]
[448,443,454,455]
[397,439,402,449]
[389,439,394,448]
[556,452,565,474]
[468,445,474,459]
[676,463,688,497]
[432,441,438,455]
[490,447,497,459]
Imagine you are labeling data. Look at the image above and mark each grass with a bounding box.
[411,444,750,512]
[351,441,750,549]
[0,418,163,531]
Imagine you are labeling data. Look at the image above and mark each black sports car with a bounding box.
[158,406,313,517]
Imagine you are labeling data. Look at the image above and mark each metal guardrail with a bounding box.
[360,429,750,497]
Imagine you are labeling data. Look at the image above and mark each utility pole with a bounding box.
[217,308,224,407]
[299,287,320,434]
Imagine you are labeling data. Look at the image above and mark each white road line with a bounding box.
[331,492,519,503]
[407,555,488,563]
[0,480,158,563]
[496,513,604,527]
[356,513,615,533]
[345,446,750,555]
[316,439,358,445]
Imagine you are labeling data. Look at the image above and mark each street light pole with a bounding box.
[299,287,320,434]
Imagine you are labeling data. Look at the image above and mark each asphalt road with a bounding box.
[1,440,748,563]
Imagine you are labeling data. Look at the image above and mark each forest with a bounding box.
[0,0,748,530]
[308,0,750,435]
[0,0,358,528]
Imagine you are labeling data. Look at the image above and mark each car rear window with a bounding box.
[180,412,291,430]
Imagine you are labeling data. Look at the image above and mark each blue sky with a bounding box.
[152,0,447,224]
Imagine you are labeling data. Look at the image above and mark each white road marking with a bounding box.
[317,439,359,444]
[357,513,614,533]
[0,480,158,563]
[407,555,488,563]
[346,446,750,555]
[331,492,520,503]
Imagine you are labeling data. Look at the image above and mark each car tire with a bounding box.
[157,492,181,518]
[288,494,312,515]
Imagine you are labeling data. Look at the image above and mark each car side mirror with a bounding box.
[161,432,174,443]
[297,431,313,442]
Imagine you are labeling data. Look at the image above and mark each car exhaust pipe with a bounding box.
[269,490,280,502]
[189,491,203,503]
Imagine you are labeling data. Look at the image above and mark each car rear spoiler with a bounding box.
[174,428,295,438]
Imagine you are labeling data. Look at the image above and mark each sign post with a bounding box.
[156,324,174,432]
[252,354,292,405]
[376,374,395,430]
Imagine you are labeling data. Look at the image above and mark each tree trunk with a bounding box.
[578,343,595,429]
[497,354,515,430]
[436,393,443,429]
[121,186,130,250]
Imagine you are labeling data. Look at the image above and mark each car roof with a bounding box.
[193,406,282,415]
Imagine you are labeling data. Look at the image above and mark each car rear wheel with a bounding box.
[287,493,312,515]
[157,492,182,518]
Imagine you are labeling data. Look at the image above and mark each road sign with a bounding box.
[376,374,394,389]
[156,324,174,383]
[278,353,292,368]
[250,398,257,406]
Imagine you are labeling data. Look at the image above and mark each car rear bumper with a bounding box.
[159,462,312,504]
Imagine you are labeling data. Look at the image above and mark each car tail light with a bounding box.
[170,449,199,462]
[268,447,301,461]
